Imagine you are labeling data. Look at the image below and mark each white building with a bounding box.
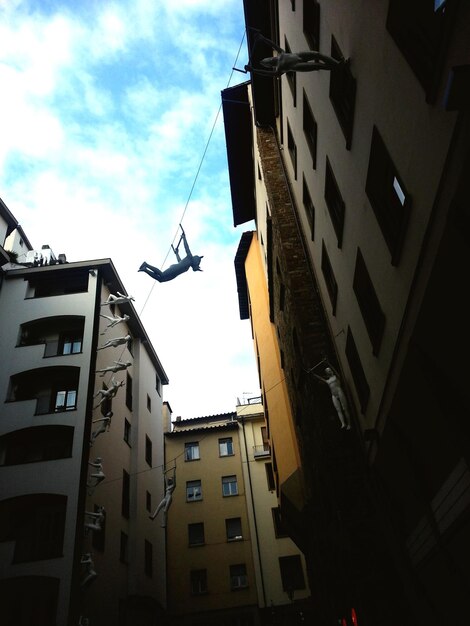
[0,207,169,626]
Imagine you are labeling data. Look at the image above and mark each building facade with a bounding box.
[0,210,169,626]
[223,1,470,625]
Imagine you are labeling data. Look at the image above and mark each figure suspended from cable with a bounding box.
[139,225,203,283]
[149,467,176,527]
[241,30,348,77]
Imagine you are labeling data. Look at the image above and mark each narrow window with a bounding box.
[144,540,153,578]
[54,388,77,412]
[99,383,111,417]
[321,241,338,315]
[60,334,82,355]
[365,126,411,265]
[226,517,243,541]
[156,375,161,396]
[126,373,133,411]
[186,480,202,502]
[303,0,320,50]
[279,555,306,592]
[353,248,385,355]
[124,419,131,446]
[184,441,200,461]
[222,475,238,497]
[287,120,297,180]
[122,469,130,518]
[265,463,276,491]
[91,504,106,552]
[303,91,317,168]
[120,531,128,563]
[324,158,345,248]
[329,35,356,150]
[230,564,248,590]
[345,327,370,412]
[145,435,152,467]
[284,37,296,106]
[188,522,205,546]
[190,569,208,595]
[302,176,315,241]
[272,507,288,538]
[219,437,234,457]
[146,394,151,412]
[146,490,151,512]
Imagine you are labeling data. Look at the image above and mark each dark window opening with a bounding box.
[272,507,289,538]
[28,272,89,298]
[345,327,370,412]
[0,425,74,466]
[226,517,243,541]
[302,176,315,241]
[126,373,133,411]
[120,531,128,563]
[190,569,208,595]
[145,435,152,467]
[144,539,153,578]
[122,470,130,518]
[284,37,297,106]
[279,555,306,592]
[7,366,79,415]
[321,241,338,315]
[287,120,297,180]
[324,158,345,247]
[329,35,356,150]
[188,522,205,546]
[353,248,386,355]
[18,316,84,358]
[265,463,276,491]
[230,563,248,590]
[91,504,106,552]
[303,91,317,168]
[303,0,320,50]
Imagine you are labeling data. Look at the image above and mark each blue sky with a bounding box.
[0,0,260,417]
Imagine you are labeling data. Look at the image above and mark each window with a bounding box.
[188,522,205,546]
[279,555,306,592]
[0,494,66,563]
[156,374,162,396]
[345,327,370,412]
[230,564,248,590]
[284,37,296,106]
[272,507,289,538]
[329,35,356,150]
[324,158,345,248]
[54,388,77,412]
[321,241,338,315]
[365,126,411,265]
[91,504,106,552]
[126,373,133,410]
[353,248,385,355]
[124,419,131,446]
[0,425,73,466]
[144,540,153,578]
[265,463,276,491]
[120,531,128,563]
[287,120,297,180]
[146,394,151,412]
[219,437,234,457]
[145,435,152,467]
[302,176,315,241]
[186,480,202,502]
[222,475,238,497]
[146,490,152,512]
[386,0,452,98]
[185,441,200,461]
[28,273,88,298]
[122,469,130,518]
[303,0,320,50]
[226,517,243,541]
[60,334,82,355]
[190,569,208,595]
[303,91,317,168]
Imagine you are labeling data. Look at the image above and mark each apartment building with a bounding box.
[223,1,470,625]
[0,206,169,626]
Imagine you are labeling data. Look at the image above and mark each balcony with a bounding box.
[253,443,271,459]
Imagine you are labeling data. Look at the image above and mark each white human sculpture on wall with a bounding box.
[87,457,105,494]
[97,335,131,351]
[101,292,135,307]
[81,553,97,587]
[311,364,351,430]
[93,378,124,409]
[100,312,130,334]
[96,361,132,377]
[84,506,106,534]
[149,472,175,528]
[90,412,112,446]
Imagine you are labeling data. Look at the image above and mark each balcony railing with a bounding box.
[253,444,271,459]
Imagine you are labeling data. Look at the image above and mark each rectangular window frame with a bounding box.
[222,475,238,497]
[184,441,200,462]
[353,248,386,355]
[302,175,315,241]
[324,158,345,248]
[219,437,234,457]
[321,241,338,315]
[303,0,320,51]
[145,435,152,467]
[329,35,356,150]
[226,517,243,542]
[188,522,205,547]
[190,569,208,595]
[230,563,248,590]
[303,91,317,168]
[186,479,202,502]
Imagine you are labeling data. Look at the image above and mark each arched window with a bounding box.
[0,425,74,466]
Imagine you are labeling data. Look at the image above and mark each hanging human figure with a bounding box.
[243,30,347,77]
[96,360,132,377]
[90,411,113,446]
[149,469,176,527]
[139,225,203,283]
[311,363,351,430]
[84,506,106,534]
[93,378,124,409]
[87,457,105,494]
[100,313,130,334]
[81,553,97,588]
[101,292,135,307]
[97,335,131,351]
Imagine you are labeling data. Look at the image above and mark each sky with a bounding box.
[0,0,261,418]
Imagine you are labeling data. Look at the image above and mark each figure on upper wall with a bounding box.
[97,335,131,351]
[139,226,203,283]
[100,312,130,334]
[101,292,135,307]
[96,360,132,377]
[311,363,351,430]
[243,31,348,77]
[90,411,112,446]
[149,471,176,528]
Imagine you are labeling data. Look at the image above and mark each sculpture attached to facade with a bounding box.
[310,362,351,430]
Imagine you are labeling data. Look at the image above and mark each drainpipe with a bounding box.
[240,414,267,608]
